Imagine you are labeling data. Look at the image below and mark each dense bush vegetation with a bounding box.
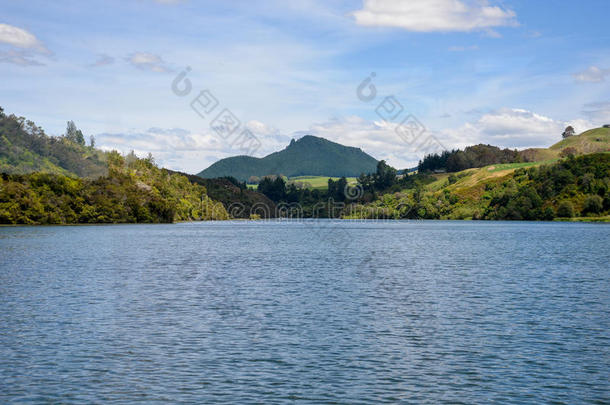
[0,151,228,225]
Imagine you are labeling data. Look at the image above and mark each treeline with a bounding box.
[0,151,228,225]
[168,171,276,219]
[0,107,107,178]
[253,161,436,217]
[418,144,520,173]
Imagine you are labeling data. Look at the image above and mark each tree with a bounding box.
[374,160,397,190]
[258,176,286,201]
[65,120,85,146]
[89,135,95,148]
[562,126,575,138]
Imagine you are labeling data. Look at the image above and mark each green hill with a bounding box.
[418,127,610,172]
[0,107,108,178]
[550,127,610,153]
[345,153,610,221]
[197,135,378,181]
[0,107,229,224]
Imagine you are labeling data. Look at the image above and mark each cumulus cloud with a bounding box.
[441,108,592,149]
[0,23,49,66]
[573,66,610,83]
[94,109,598,173]
[125,52,170,72]
[0,23,48,52]
[351,0,517,33]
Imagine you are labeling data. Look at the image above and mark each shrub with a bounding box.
[556,201,575,218]
[582,195,603,215]
[542,206,556,220]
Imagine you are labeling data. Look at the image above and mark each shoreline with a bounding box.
[2,216,609,227]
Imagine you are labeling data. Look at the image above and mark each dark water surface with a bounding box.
[1,220,609,404]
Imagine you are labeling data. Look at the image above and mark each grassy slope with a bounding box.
[550,127,610,153]
[518,127,609,162]
[423,155,609,221]
[349,129,610,221]
[289,176,357,190]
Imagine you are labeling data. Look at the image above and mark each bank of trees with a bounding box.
[418,144,520,173]
[0,151,228,224]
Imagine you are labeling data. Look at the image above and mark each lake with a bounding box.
[1,220,609,403]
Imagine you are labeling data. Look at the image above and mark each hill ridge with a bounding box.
[197,135,378,180]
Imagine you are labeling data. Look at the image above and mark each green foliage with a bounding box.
[0,108,107,177]
[0,108,229,224]
[557,201,575,218]
[349,153,610,221]
[258,176,287,202]
[65,120,85,146]
[197,135,378,180]
[582,195,603,215]
[0,156,228,224]
[418,144,520,173]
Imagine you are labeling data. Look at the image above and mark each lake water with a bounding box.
[1,220,609,404]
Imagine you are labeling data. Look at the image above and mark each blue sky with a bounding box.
[1,0,609,172]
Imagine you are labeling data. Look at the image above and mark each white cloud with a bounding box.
[126,52,170,72]
[0,23,48,52]
[573,66,610,83]
[441,108,593,149]
[0,23,50,66]
[351,0,517,33]
[95,121,291,173]
[94,107,600,174]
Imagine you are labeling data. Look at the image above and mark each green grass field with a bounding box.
[486,159,559,172]
[247,176,357,190]
[288,176,357,190]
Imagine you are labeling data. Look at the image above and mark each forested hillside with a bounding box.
[0,108,228,224]
[346,153,610,221]
[0,107,108,178]
[0,152,228,224]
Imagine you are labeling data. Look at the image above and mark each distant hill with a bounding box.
[197,135,378,181]
[0,107,108,178]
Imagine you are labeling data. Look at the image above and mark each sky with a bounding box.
[1,0,609,173]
